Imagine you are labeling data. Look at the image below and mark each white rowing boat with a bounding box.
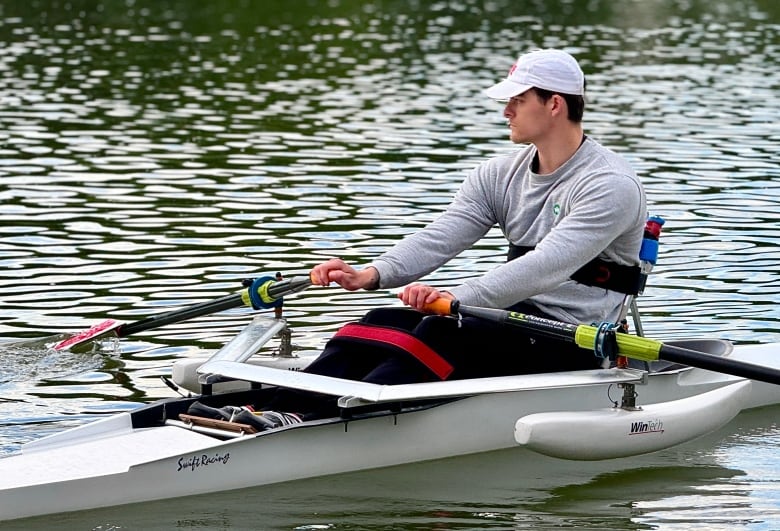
[1,313,779,522]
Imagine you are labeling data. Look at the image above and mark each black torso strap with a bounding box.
[507,245,642,296]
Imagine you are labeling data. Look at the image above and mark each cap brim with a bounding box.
[484,79,532,100]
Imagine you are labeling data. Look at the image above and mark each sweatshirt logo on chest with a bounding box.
[553,203,561,216]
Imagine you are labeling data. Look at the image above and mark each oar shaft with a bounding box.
[660,343,780,384]
[267,275,313,299]
[116,292,246,337]
[115,275,314,338]
[427,300,666,361]
[424,299,780,386]
[428,299,585,342]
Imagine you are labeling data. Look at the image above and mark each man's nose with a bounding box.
[503,103,513,118]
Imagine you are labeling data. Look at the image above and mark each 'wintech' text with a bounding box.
[629,419,664,435]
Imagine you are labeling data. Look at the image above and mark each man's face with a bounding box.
[502,89,553,144]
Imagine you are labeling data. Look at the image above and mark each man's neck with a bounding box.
[534,125,585,175]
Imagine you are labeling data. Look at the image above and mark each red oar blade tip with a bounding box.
[50,319,123,351]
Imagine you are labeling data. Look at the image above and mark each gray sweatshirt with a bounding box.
[370,137,647,325]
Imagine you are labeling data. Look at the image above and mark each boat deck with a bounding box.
[0,422,217,489]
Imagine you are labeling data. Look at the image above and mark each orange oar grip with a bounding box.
[422,298,456,316]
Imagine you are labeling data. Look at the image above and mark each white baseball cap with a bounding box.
[484,49,585,100]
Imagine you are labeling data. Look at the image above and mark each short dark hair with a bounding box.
[532,84,586,123]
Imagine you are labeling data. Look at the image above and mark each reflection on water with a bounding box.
[0,0,779,528]
[544,466,748,528]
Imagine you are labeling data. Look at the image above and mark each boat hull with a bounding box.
[1,340,779,521]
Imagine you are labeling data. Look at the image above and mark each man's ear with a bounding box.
[549,94,567,117]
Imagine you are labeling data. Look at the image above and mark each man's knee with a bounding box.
[361,307,424,330]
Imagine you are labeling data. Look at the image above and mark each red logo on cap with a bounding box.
[508,63,517,76]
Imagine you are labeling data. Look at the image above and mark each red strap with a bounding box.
[334,323,454,380]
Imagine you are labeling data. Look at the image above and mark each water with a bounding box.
[0,0,779,528]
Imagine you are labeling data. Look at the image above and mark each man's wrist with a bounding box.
[363,267,380,291]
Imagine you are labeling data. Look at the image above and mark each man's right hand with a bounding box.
[398,283,455,311]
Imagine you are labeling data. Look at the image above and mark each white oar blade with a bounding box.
[51,319,123,351]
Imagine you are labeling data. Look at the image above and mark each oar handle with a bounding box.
[422,298,458,316]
